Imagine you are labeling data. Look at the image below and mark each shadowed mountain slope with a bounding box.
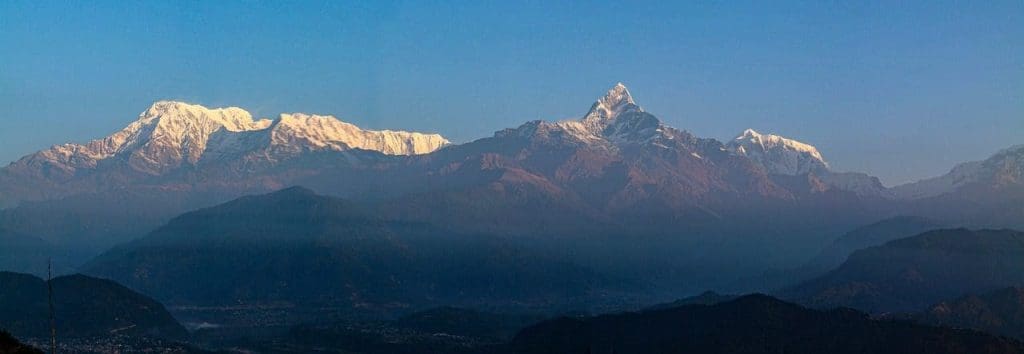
[509,294,1024,354]
[0,272,186,340]
[782,229,1024,313]
[83,187,626,313]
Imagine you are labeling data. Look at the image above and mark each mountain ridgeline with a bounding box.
[0,272,186,340]
[0,84,1020,308]
[0,83,953,290]
[83,187,625,312]
[508,294,1024,354]
[782,229,1024,313]
[0,84,1023,352]
[801,215,945,275]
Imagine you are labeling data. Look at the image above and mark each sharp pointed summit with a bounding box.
[584,82,642,124]
[497,82,661,144]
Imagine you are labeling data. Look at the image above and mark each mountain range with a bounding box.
[0,83,903,210]
[0,83,1019,351]
[0,83,1022,305]
[4,100,447,184]
[3,83,1018,214]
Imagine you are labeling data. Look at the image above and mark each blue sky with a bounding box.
[1,1,1020,185]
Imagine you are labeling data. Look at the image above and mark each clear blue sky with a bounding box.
[1,1,1021,185]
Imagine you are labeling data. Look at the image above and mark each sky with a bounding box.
[0,1,1021,185]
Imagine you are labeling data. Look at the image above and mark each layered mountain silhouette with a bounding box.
[82,187,624,311]
[0,102,448,253]
[0,272,186,340]
[508,294,1024,354]
[782,229,1024,313]
[1,84,1017,217]
[0,83,903,287]
[801,216,945,275]
[0,83,1021,300]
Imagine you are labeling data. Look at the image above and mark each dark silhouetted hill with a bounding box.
[0,272,186,340]
[918,287,1024,340]
[509,294,1024,354]
[783,228,1024,313]
[83,187,626,312]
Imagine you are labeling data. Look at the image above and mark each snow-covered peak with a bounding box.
[728,129,829,175]
[893,144,1024,199]
[498,83,666,146]
[734,129,825,161]
[583,82,642,124]
[139,100,272,132]
[17,101,450,176]
[270,113,449,156]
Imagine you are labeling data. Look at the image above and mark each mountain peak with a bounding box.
[270,113,450,155]
[894,143,1024,199]
[739,128,762,139]
[727,129,828,175]
[731,129,825,161]
[138,100,269,132]
[604,82,633,105]
[142,100,215,119]
[10,101,451,178]
[501,83,659,143]
[584,82,642,124]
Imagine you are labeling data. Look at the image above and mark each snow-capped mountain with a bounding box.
[881,144,1024,230]
[497,83,667,146]
[0,83,894,211]
[0,83,913,280]
[12,101,449,177]
[726,129,828,175]
[894,144,1024,200]
[379,83,902,237]
[724,129,891,198]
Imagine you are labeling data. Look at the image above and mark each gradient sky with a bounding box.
[1,1,1021,185]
